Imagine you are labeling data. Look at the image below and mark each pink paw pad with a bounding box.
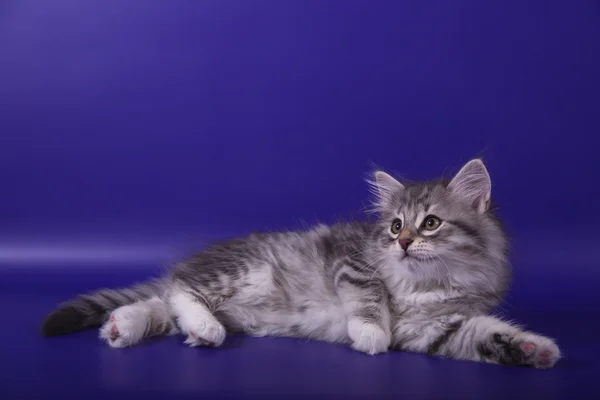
[521,342,537,354]
[109,324,119,340]
[109,315,116,322]
[189,332,214,346]
[539,349,551,358]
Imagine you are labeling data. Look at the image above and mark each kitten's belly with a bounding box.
[217,299,349,343]
[213,256,348,343]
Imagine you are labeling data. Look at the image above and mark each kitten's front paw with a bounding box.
[481,331,561,368]
[513,333,561,368]
[348,319,391,355]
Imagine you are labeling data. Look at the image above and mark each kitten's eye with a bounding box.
[422,215,442,231]
[390,219,403,235]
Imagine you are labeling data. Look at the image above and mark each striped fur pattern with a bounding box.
[42,159,560,368]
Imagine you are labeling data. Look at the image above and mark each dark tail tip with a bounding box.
[42,306,94,336]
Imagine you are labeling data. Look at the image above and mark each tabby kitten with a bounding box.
[42,159,560,368]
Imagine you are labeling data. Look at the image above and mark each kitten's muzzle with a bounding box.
[399,238,414,251]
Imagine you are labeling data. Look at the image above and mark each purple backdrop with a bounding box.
[1,1,599,399]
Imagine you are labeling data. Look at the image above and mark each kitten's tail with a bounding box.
[41,279,167,336]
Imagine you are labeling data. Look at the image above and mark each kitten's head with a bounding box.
[369,159,509,293]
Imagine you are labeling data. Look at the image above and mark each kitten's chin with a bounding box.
[385,254,442,280]
[396,256,449,281]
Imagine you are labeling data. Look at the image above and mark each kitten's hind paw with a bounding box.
[99,309,147,348]
[182,319,226,348]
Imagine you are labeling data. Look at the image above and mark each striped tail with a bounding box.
[42,279,166,336]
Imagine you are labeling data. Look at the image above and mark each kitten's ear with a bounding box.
[368,171,405,210]
[448,159,491,213]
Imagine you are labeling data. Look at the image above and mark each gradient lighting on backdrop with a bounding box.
[1,0,599,399]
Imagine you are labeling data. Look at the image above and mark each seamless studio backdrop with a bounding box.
[1,1,599,399]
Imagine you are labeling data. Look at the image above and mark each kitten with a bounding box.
[42,159,560,368]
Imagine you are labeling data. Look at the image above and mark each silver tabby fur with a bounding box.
[42,159,561,368]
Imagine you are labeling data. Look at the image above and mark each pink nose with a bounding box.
[399,238,413,251]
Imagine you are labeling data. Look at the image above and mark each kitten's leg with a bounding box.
[168,287,227,347]
[392,315,561,368]
[99,296,177,348]
[335,266,391,355]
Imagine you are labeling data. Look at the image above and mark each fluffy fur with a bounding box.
[42,159,560,368]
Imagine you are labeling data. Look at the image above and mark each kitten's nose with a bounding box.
[399,238,413,251]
